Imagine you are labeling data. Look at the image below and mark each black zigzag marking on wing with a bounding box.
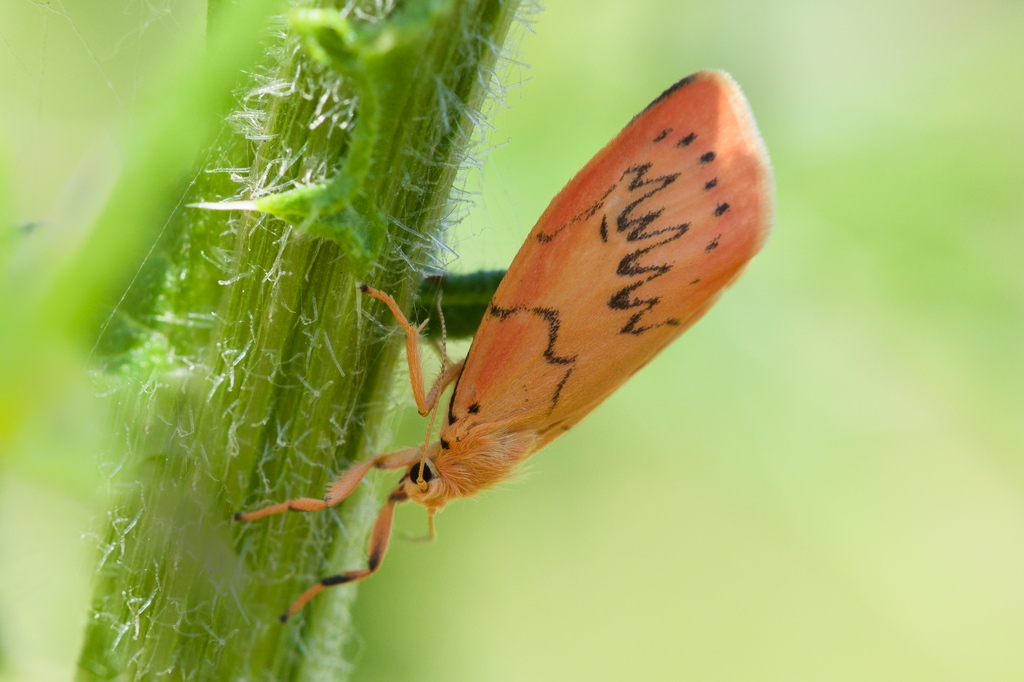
[605,164,691,335]
[487,303,578,411]
[614,164,685,242]
[488,304,576,365]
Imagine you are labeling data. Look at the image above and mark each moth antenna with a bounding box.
[418,392,441,491]
[415,289,448,491]
[436,287,449,375]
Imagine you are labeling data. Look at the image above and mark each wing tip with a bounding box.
[688,70,777,248]
[637,70,738,118]
[639,73,701,116]
[640,70,776,249]
[721,73,776,249]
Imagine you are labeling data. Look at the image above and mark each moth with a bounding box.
[236,70,774,621]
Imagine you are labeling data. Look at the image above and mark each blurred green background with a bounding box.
[2,0,1023,680]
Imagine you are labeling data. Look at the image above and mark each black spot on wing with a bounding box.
[705,235,721,253]
[704,178,718,191]
[699,151,716,165]
[677,132,697,147]
[468,402,480,414]
[714,203,730,216]
[653,128,672,142]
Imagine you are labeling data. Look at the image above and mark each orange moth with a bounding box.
[236,70,774,621]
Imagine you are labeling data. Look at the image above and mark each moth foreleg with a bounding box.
[359,284,464,415]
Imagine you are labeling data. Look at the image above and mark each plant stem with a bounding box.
[77,0,520,679]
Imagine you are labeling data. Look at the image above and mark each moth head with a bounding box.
[401,458,452,510]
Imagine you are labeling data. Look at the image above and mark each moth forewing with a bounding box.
[446,70,773,439]
[235,70,773,622]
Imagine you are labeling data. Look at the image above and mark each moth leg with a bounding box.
[280,486,408,623]
[359,284,464,416]
[234,446,421,523]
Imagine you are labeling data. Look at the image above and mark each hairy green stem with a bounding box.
[76,0,519,679]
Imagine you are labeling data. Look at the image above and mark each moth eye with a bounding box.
[409,461,434,483]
